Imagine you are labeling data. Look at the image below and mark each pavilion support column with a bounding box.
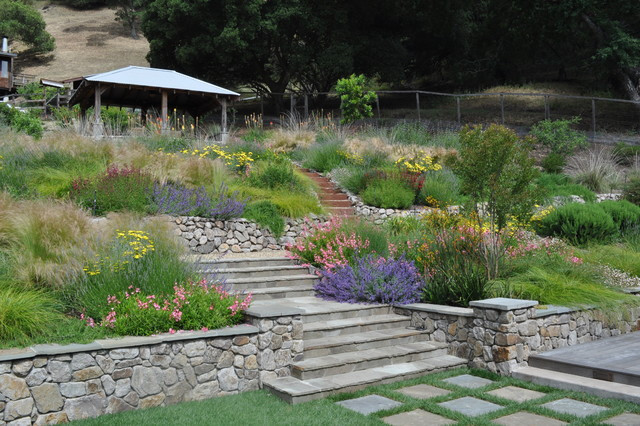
[93,83,103,139]
[161,90,168,134]
[220,97,228,143]
[141,108,147,126]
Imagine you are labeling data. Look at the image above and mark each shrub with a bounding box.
[420,168,462,207]
[361,179,415,209]
[535,203,617,245]
[82,281,252,336]
[0,103,43,139]
[70,165,153,215]
[0,288,61,341]
[530,117,587,156]
[613,142,640,166]
[336,74,377,124]
[315,255,422,304]
[542,152,566,174]
[247,159,304,191]
[536,173,596,203]
[597,200,640,233]
[419,227,490,307]
[623,177,640,206]
[302,143,345,173]
[152,182,245,219]
[243,201,285,237]
[565,147,620,192]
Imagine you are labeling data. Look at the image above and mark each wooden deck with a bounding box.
[528,332,640,387]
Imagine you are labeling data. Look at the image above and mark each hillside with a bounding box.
[15,3,149,80]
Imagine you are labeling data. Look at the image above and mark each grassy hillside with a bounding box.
[15,3,149,80]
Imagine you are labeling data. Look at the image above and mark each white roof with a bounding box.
[85,66,239,96]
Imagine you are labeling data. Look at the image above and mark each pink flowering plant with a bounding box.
[82,281,252,336]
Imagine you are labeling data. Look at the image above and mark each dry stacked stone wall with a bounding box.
[0,309,303,425]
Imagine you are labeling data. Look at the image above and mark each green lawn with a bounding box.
[74,368,640,425]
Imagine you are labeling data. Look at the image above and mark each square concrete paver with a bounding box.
[438,396,503,417]
[487,386,546,403]
[337,395,402,415]
[604,413,640,425]
[541,398,608,418]
[493,412,567,426]
[396,384,451,399]
[442,374,493,389]
[383,409,455,426]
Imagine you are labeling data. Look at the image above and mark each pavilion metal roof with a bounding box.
[84,66,239,96]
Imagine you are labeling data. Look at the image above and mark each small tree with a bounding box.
[530,117,587,156]
[108,0,143,39]
[335,74,377,124]
[0,0,55,55]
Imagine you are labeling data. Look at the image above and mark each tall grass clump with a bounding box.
[565,147,621,192]
[0,288,61,342]
[302,143,345,172]
[243,201,285,237]
[536,173,596,203]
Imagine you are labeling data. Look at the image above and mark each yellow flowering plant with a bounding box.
[395,152,442,174]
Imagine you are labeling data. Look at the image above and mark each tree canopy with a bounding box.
[0,0,55,55]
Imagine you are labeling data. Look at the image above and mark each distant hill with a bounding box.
[15,3,149,81]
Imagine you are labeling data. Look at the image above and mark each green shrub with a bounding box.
[336,74,376,124]
[420,168,462,207]
[598,200,640,233]
[530,117,587,156]
[17,82,63,101]
[623,177,640,206]
[0,288,61,342]
[247,159,303,191]
[0,103,43,139]
[361,179,415,209]
[541,152,566,174]
[535,203,617,245]
[336,167,367,194]
[243,201,285,237]
[302,143,345,173]
[613,142,640,166]
[536,173,596,203]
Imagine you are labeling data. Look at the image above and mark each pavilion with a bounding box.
[67,66,239,138]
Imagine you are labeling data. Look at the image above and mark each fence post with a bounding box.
[456,96,461,125]
[260,95,264,118]
[290,95,295,116]
[416,92,420,121]
[544,95,550,120]
[591,98,596,140]
[376,95,381,123]
[304,94,309,119]
[500,94,505,124]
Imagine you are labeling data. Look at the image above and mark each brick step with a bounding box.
[195,256,293,270]
[249,285,316,301]
[304,328,429,358]
[224,274,318,290]
[292,341,448,380]
[328,207,356,216]
[319,193,350,201]
[199,265,309,279]
[304,314,411,340]
[322,199,352,208]
[264,355,467,404]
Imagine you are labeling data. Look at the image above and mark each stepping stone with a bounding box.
[383,409,455,426]
[442,374,493,389]
[396,384,450,399]
[438,396,502,417]
[493,412,567,426]
[604,413,640,425]
[337,395,402,415]
[541,398,608,418]
[487,386,546,403]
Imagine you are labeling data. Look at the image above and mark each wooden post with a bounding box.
[456,96,461,125]
[376,95,381,123]
[93,82,103,139]
[260,95,264,118]
[416,92,420,121]
[161,90,168,134]
[304,94,309,119]
[544,95,550,120]
[500,94,505,124]
[221,97,228,143]
[141,108,147,126]
[290,95,295,116]
[591,98,596,140]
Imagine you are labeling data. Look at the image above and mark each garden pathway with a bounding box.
[298,168,356,218]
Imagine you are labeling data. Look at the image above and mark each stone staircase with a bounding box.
[299,168,356,218]
[196,255,467,403]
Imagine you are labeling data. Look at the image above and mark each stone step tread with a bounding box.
[250,297,392,316]
[293,341,448,371]
[195,256,293,265]
[225,274,318,284]
[512,367,640,404]
[249,285,314,295]
[304,314,410,332]
[264,355,466,398]
[199,265,307,274]
[305,328,426,350]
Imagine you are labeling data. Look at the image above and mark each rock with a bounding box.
[257,349,276,370]
[184,341,206,357]
[150,355,171,368]
[233,344,257,356]
[231,245,242,253]
[11,360,32,377]
[217,368,239,392]
[163,369,178,387]
[0,375,30,400]
[72,366,103,381]
[197,242,215,254]
[31,383,64,413]
[131,366,162,397]
[139,394,165,409]
[25,368,47,387]
[0,363,11,374]
[185,382,219,402]
[218,243,230,253]
[60,382,87,398]
[4,398,34,421]
[274,350,291,368]
[34,412,69,425]
[114,379,131,398]
[123,391,139,407]
[217,351,234,369]
[165,381,192,405]
[106,397,134,414]
[101,376,116,396]
[86,379,103,394]
[64,394,106,421]
[244,355,258,370]
[96,356,115,375]
[112,368,133,380]
[109,348,139,360]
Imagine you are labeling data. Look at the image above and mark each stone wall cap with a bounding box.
[469,297,538,311]
[401,303,474,317]
[95,335,164,349]
[245,305,304,318]
[32,342,103,356]
[159,324,258,342]
[0,347,37,362]
[533,305,575,318]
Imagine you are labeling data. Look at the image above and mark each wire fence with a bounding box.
[232,90,640,145]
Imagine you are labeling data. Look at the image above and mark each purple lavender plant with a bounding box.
[152,182,245,219]
[315,255,423,305]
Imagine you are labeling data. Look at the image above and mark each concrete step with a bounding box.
[200,265,309,279]
[304,328,428,359]
[225,274,318,290]
[264,355,467,404]
[304,314,411,340]
[292,341,448,380]
[250,285,316,301]
[513,366,640,404]
[196,256,294,270]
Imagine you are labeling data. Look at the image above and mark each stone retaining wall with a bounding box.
[172,216,328,254]
[0,308,303,425]
[397,298,640,376]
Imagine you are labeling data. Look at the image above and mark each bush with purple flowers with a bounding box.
[315,254,423,304]
[152,182,246,220]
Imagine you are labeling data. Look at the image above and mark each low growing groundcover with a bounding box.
[72,368,640,425]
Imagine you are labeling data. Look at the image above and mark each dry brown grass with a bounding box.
[15,4,149,80]
[342,136,457,162]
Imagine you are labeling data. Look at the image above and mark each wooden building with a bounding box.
[0,36,17,94]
